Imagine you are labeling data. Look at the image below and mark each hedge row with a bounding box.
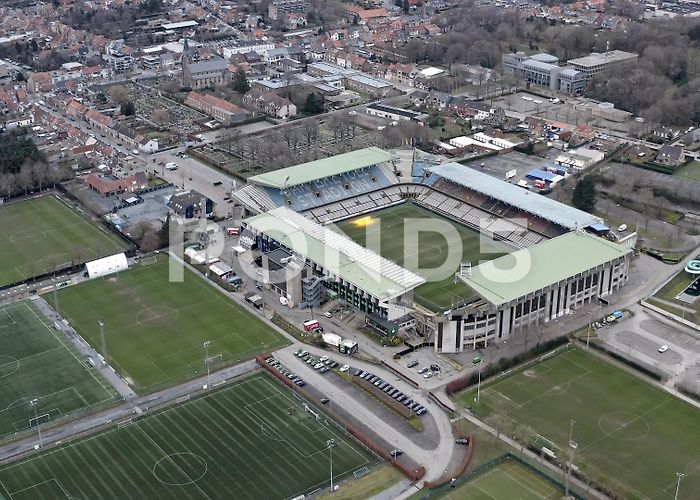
[345,423,426,482]
[445,337,569,395]
[255,355,426,482]
[424,431,474,489]
[354,375,415,419]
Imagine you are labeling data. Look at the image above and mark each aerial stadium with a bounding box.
[235,147,634,353]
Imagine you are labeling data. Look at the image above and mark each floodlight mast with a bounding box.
[327,439,335,493]
[98,320,108,366]
[203,340,211,389]
[30,398,42,448]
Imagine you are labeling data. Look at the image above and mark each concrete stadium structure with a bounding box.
[234,148,634,351]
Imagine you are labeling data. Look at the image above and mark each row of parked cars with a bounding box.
[353,369,428,416]
[294,349,348,374]
[265,357,307,387]
[406,360,439,379]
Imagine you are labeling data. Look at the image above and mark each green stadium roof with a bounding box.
[462,232,631,306]
[247,147,393,189]
[243,207,424,301]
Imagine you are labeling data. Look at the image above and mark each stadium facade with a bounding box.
[234,148,634,351]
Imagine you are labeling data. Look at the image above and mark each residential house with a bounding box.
[656,144,684,167]
[85,171,148,197]
[243,89,297,119]
[185,91,250,124]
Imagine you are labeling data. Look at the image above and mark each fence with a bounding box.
[416,452,585,499]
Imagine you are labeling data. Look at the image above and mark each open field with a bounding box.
[0,196,131,286]
[0,301,116,441]
[673,160,700,182]
[457,347,700,498]
[335,203,511,309]
[56,257,287,393]
[434,458,562,500]
[0,375,377,500]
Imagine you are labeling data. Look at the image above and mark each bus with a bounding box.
[303,319,320,332]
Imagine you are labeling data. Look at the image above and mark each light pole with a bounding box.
[675,472,684,500]
[476,357,483,404]
[98,320,107,366]
[327,439,335,493]
[565,419,576,497]
[203,341,211,389]
[30,398,42,448]
[586,310,592,349]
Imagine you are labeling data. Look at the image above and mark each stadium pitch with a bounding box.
[56,256,288,393]
[0,301,117,441]
[434,457,562,499]
[0,375,377,500]
[458,347,700,498]
[335,203,511,310]
[0,196,131,286]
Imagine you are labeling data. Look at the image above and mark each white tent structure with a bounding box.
[85,253,128,279]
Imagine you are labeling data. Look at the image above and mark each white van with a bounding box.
[165,162,178,171]
[618,224,627,232]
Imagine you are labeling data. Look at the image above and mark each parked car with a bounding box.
[418,367,429,374]
[323,311,332,318]
[340,365,350,372]
[423,371,433,379]
[407,360,419,369]
[390,449,403,458]
[320,398,330,404]
[658,345,669,353]
[314,363,324,369]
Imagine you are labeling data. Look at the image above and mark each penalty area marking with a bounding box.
[0,356,19,380]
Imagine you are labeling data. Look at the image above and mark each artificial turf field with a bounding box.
[458,347,700,499]
[0,375,377,500]
[0,301,116,441]
[0,196,131,286]
[335,203,511,310]
[435,458,561,499]
[56,257,287,393]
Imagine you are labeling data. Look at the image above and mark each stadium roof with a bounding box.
[243,207,425,301]
[462,232,631,306]
[247,147,393,189]
[429,162,602,230]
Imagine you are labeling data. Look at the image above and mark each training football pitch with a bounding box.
[435,458,562,499]
[458,348,700,499]
[0,196,131,286]
[0,375,377,500]
[335,203,511,310]
[56,257,288,393]
[0,301,117,442]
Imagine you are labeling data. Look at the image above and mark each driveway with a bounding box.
[273,345,455,483]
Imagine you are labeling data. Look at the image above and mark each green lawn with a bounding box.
[456,348,700,499]
[673,160,700,182]
[0,301,116,441]
[56,257,287,393]
[0,375,377,500]
[335,203,511,310]
[0,195,131,286]
[435,458,562,499]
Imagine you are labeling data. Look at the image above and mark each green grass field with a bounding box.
[0,196,131,286]
[457,348,700,498]
[436,458,562,499]
[0,375,377,500]
[0,301,116,441]
[673,160,700,182]
[56,257,287,393]
[335,203,511,309]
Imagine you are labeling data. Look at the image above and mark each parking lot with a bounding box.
[459,151,550,186]
[116,185,178,228]
[597,308,700,383]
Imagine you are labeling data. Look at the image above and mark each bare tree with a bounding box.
[109,85,129,105]
[303,120,319,146]
[151,109,170,129]
[18,161,34,195]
